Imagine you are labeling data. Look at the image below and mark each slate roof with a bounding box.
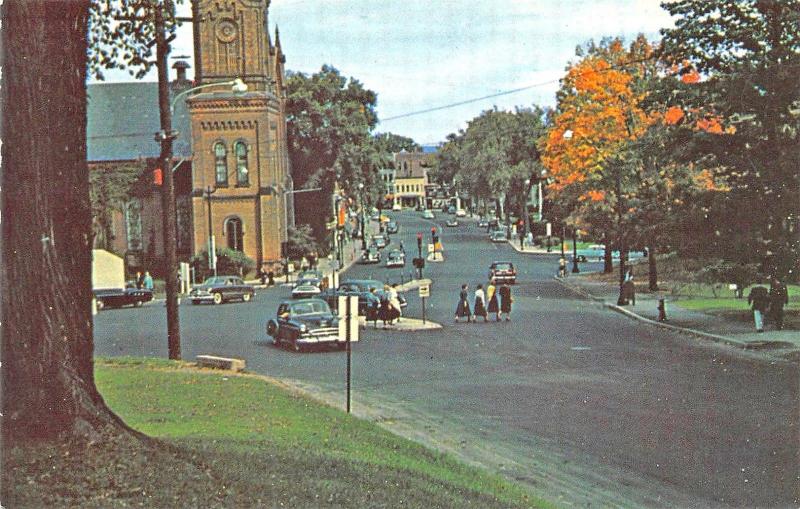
[87,82,193,161]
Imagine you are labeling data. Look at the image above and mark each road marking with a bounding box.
[570,346,592,351]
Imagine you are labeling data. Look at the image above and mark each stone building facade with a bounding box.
[87,0,291,276]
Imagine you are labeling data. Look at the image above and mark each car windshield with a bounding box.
[389,252,402,259]
[290,300,330,315]
[493,263,513,271]
[202,276,228,285]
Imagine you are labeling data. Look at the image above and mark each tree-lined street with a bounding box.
[95,211,799,507]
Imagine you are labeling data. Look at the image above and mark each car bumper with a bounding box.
[491,274,516,282]
[190,293,215,302]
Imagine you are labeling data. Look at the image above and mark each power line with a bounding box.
[379,54,658,123]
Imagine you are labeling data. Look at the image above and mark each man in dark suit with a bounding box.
[768,278,789,330]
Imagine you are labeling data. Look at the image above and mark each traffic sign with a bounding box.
[427,243,434,253]
[418,284,430,298]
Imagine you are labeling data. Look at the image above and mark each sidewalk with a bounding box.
[506,238,557,255]
[556,274,800,359]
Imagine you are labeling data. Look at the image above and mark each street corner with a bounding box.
[395,278,432,293]
[359,316,442,332]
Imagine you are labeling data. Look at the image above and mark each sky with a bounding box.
[96,0,675,145]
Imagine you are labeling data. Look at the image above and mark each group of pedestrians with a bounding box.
[455,279,513,322]
[748,277,790,332]
[134,271,154,291]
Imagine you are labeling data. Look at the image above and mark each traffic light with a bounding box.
[417,232,423,251]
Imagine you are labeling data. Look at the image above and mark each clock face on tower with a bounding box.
[215,19,238,43]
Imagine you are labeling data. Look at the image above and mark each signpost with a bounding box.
[418,284,430,324]
[338,295,359,413]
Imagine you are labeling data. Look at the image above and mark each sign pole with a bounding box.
[422,296,426,324]
[346,295,352,414]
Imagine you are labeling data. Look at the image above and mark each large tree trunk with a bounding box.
[2,0,125,441]
[603,236,613,273]
[648,244,659,291]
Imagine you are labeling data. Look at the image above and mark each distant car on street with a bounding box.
[385,250,406,268]
[455,209,466,217]
[422,210,435,219]
[446,218,459,227]
[488,261,517,284]
[297,269,323,281]
[386,220,399,234]
[478,218,489,228]
[292,282,322,299]
[190,275,255,305]
[392,202,402,211]
[359,247,381,264]
[490,230,506,243]
[447,205,456,214]
[266,298,342,352]
[93,287,153,311]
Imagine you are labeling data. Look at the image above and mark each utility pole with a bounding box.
[155,6,181,360]
[205,186,217,276]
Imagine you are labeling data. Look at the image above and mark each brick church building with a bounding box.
[87,0,291,276]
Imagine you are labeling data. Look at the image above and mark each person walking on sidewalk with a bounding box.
[455,284,472,322]
[487,279,500,321]
[558,257,567,278]
[768,277,789,330]
[473,284,488,322]
[499,282,513,321]
[142,271,154,291]
[747,283,770,333]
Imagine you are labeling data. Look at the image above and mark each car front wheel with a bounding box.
[212,292,223,305]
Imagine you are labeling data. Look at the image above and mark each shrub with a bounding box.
[192,248,255,280]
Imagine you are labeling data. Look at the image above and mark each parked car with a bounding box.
[371,235,389,249]
[266,298,343,352]
[359,247,382,264]
[422,210,435,219]
[488,261,517,284]
[386,221,399,234]
[571,254,588,263]
[455,209,466,217]
[93,287,153,311]
[292,283,322,299]
[446,218,459,227]
[294,276,322,289]
[478,218,489,228]
[385,250,406,268]
[190,275,255,305]
[490,230,507,243]
[488,217,500,229]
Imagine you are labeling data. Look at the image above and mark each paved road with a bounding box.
[95,211,799,508]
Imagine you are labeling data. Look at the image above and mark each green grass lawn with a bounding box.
[4,358,548,508]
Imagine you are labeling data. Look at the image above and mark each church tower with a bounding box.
[187,0,290,271]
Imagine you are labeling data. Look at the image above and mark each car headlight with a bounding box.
[299,324,308,333]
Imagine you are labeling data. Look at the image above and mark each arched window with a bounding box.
[214,142,228,185]
[234,141,249,186]
[225,217,244,251]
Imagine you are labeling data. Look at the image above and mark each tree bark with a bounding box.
[603,236,613,273]
[2,0,125,441]
[648,244,659,291]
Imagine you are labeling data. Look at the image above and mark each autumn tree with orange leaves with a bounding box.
[542,36,657,278]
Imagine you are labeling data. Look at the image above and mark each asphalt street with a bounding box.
[94,211,799,508]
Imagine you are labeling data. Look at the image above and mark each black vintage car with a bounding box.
[93,287,153,311]
[190,275,255,305]
[266,298,343,352]
[319,281,381,316]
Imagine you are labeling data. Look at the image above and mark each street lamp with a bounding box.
[170,78,248,113]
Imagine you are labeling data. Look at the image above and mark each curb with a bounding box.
[358,316,442,331]
[552,276,751,349]
[506,239,558,256]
